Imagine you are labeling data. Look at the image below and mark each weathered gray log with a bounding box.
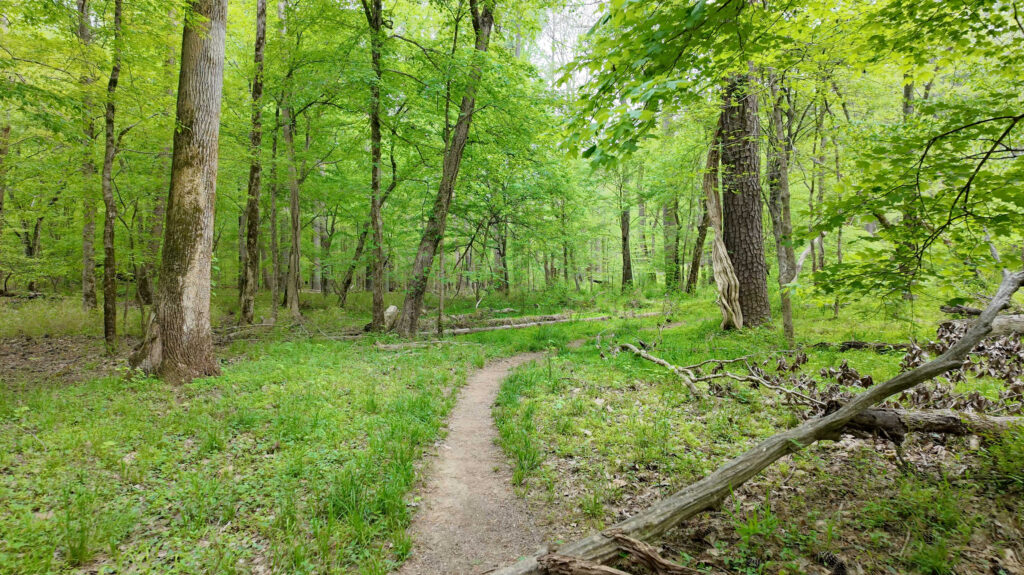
[431,312,662,337]
[943,315,1024,337]
[491,271,1024,575]
[607,531,702,574]
[840,408,1024,443]
[537,555,630,575]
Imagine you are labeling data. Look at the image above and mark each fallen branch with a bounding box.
[942,315,1024,338]
[538,555,630,575]
[491,270,1024,575]
[939,304,985,316]
[838,407,1024,443]
[618,344,699,395]
[811,341,909,352]
[374,340,471,351]
[434,312,662,337]
[607,531,703,574]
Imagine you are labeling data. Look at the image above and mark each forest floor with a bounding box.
[0,286,1022,575]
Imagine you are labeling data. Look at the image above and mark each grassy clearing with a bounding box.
[493,292,1024,573]
[0,336,489,574]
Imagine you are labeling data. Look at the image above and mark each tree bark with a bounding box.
[705,119,742,330]
[130,0,227,383]
[841,408,1024,444]
[394,0,494,336]
[76,0,98,310]
[662,200,678,290]
[239,0,268,325]
[492,271,1024,575]
[100,0,123,352]
[620,205,632,289]
[684,207,708,294]
[278,0,302,319]
[944,315,1024,337]
[0,123,9,271]
[268,108,280,324]
[363,0,387,329]
[721,75,771,326]
[766,74,796,346]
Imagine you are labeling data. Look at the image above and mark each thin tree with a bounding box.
[361,0,387,330]
[393,0,494,336]
[75,0,98,310]
[100,0,123,352]
[766,73,797,346]
[131,0,228,383]
[278,0,302,319]
[239,0,268,325]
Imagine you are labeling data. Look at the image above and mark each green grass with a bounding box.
[0,337,488,574]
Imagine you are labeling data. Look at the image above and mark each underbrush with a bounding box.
[494,298,1023,574]
[0,339,487,574]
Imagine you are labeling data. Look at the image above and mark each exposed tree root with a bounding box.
[491,271,1024,575]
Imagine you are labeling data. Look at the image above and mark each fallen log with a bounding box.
[811,341,909,352]
[839,407,1024,443]
[618,344,699,395]
[942,315,1024,338]
[432,312,662,337]
[491,270,1024,575]
[538,555,630,575]
[939,304,985,316]
[607,531,703,574]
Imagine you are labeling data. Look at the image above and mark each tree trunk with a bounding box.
[279,0,301,319]
[620,206,632,289]
[130,0,227,383]
[76,0,98,310]
[720,75,771,326]
[684,207,708,294]
[766,74,796,346]
[662,199,679,289]
[363,0,387,330]
[268,109,280,324]
[0,123,9,272]
[394,0,494,336]
[100,0,123,352]
[239,0,267,325]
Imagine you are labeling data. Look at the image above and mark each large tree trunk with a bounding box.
[705,120,742,330]
[662,199,678,290]
[130,0,227,383]
[394,0,494,336]
[239,0,267,325]
[100,0,123,352]
[721,75,771,326]
[492,271,1024,575]
[766,74,796,346]
[363,0,387,330]
[76,0,98,310]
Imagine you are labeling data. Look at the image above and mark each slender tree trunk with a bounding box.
[131,0,227,383]
[394,0,494,336]
[278,0,302,319]
[239,0,267,324]
[720,75,771,326]
[684,207,708,294]
[269,108,280,324]
[620,205,633,289]
[662,199,679,289]
[363,0,386,330]
[100,0,123,352]
[766,74,796,346]
[311,213,322,292]
[76,0,98,310]
[0,123,9,272]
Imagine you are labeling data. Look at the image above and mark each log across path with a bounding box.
[395,352,550,575]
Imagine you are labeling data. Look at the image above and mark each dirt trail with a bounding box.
[396,353,549,575]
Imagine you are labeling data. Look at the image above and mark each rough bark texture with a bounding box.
[720,76,771,326]
[491,270,1024,575]
[766,75,796,346]
[130,0,227,383]
[0,124,9,270]
[279,0,302,319]
[704,119,742,330]
[363,0,386,330]
[100,0,122,351]
[394,0,493,336]
[76,0,98,310]
[842,408,1024,444]
[239,0,267,324]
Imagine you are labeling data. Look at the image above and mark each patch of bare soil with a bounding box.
[395,353,553,575]
[0,335,134,386]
